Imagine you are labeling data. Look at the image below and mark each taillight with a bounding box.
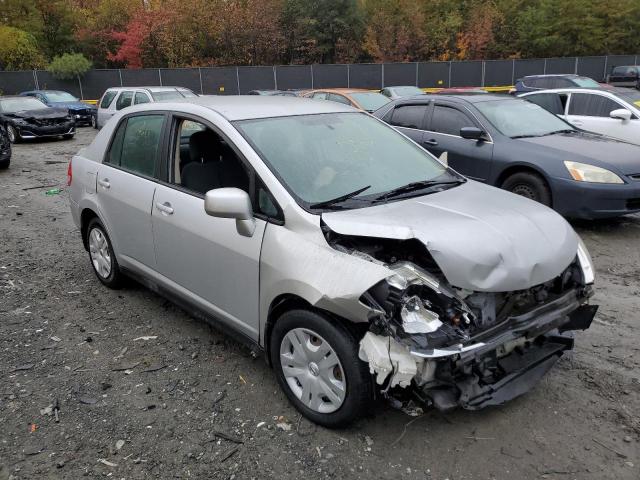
[67,158,73,186]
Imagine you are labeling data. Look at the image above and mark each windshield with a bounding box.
[573,77,601,88]
[350,92,391,112]
[151,91,184,101]
[235,112,449,207]
[615,89,640,107]
[45,91,78,102]
[392,87,424,97]
[178,89,197,98]
[475,99,574,138]
[0,97,48,113]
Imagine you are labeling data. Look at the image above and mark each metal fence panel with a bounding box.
[383,63,417,87]
[349,64,382,88]
[513,59,545,80]
[81,70,120,100]
[160,68,201,93]
[545,57,576,74]
[577,56,606,81]
[311,64,348,88]
[418,62,449,88]
[483,59,514,86]
[275,65,312,91]
[120,69,161,87]
[237,66,275,94]
[35,71,81,97]
[450,61,482,87]
[200,67,239,95]
[0,71,37,95]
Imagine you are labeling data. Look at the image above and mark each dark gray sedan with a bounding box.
[374,95,640,219]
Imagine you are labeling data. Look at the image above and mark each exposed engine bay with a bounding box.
[323,225,598,411]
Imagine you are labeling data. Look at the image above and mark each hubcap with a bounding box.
[89,228,112,278]
[512,184,537,200]
[279,328,346,414]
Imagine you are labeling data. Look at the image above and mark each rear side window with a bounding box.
[569,93,621,117]
[525,93,565,115]
[100,91,117,109]
[312,92,328,100]
[134,92,151,105]
[115,91,133,111]
[328,93,351,105]
[106,114,164,177]
[390,105,427,129]
[431,105,474,136]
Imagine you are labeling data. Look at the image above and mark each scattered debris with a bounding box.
[276,421,292,432]
[212,390,226,405]
[11,363,35,372]
[133,336,158,341]
[219,445,240,463]
[112,361,140,371]
[40,405,53,416]
[78,395,98,405]
[45,188,63,196]
[50,336,61,342]
[115,440,125,451]
[592,438,628,459]
[22,184,57,191]
[97,458,118,467]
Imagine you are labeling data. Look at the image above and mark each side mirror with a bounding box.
[460,127,484,140]
[610,109,632,122]
[204,187,256,237]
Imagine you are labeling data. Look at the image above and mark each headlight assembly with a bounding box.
[577,237,595,284]
[564,161,624,184]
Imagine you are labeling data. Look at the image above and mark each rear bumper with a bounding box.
[549,176,640,219]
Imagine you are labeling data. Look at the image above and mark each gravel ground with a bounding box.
[1,128,639,480]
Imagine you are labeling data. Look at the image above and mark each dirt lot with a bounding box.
[1,128,638,480]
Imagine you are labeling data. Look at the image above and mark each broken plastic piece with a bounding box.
[401,295,443,334]
[358,332,421,388]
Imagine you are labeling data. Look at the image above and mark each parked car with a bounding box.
[606,65,640,89]
[95,87,197,129]
[20,90,96,127]
[248,90,298,96]
[0,123,11,169]
[511,74,602,94]
[69,96,597,427]
[304,88,391,112]
[0,96,75,143]
[380,86,425,100]
[521,88,640,145]
[374,95,640,219]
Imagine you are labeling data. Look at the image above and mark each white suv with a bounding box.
[95,86,197,129]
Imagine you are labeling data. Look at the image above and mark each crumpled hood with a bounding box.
[322,181,579,292]
[8,107,69,120]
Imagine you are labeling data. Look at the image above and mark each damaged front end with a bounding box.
[325,227,598,411]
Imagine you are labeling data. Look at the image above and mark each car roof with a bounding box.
[146,95,356,120]
[0,95,41,100]
[106,86,191,92]
[307,88,372,94]
[522,74,585,78]
[396,94,513,105]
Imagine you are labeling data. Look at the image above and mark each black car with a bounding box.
[374,95,640,219]
[0,123,11,169]
[511,74,601,94]
[0,96,75,143]
[606,65,640,89]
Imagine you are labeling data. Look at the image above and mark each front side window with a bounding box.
[115,91,133,110]
[100,91,117,109]
[390,105,427,129]
[431,105,474,136]
[476,99,574,138]
[569,93,622,117]
[106,115,164,177]
[235,112,447,206]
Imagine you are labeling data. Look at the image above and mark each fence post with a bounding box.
[158,69,162,86]
[77,75,84,100]
[574,57,579,74]
[381,63,384,88]
[511,59,515,84]
[198,67,203,94]
[448,61,452,87]
[236,67,241,95]
[33,70,39,90]
[347,64,350,88]
[415,62,419,87]
[118,69,123,86]
[603,56,608,81]
[481,61,485,87]
[273,65,277,90]
[543,58,547,74]
[310,64,314,89]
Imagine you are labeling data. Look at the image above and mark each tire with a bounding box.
[86,218,122,288]
[6,125,20,144]
[0,157,9,169]
[501,171,552,207]
[270,309,372,428]
[91,115,97,129]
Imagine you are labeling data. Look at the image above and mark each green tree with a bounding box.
[0,26,45,70]
[47,52,92,79]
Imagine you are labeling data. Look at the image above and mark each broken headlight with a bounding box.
[577,237,595,285]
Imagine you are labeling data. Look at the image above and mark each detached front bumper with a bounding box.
[413,290,598,410]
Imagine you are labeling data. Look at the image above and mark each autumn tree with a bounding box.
[0,26,45,70]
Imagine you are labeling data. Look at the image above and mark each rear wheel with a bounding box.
[0,157,9,169]
[6,125,20,144]
[86,218,122,288]
[270,309,372,428]
[502,171,552,207]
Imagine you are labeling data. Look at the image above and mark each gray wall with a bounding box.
[1,54,638,99]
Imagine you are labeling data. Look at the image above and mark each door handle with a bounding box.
[423,139,439,146]
[98,179,110,189]
[155,202,174,215]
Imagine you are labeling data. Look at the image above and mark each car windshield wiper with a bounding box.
[543,129,577,135]
[309,185,371,210]
[510,134,543,139]
[374,178,466,201]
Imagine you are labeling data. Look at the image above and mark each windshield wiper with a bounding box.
[374,179,465,202]
[544,129,577,135]
[511,134,543,139]
[309,185,371,210]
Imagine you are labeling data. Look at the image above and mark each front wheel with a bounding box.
[270,309,372,428]
[6,125,20,144]
[91,115,97,129]
[502,171,552,207]
[86,218,122,288]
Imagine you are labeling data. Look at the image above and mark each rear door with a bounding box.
[96,113,167,270]
[566,92,638,142]
[423,102,493,181]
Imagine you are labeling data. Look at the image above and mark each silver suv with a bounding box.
[95,86,197,129]
[69,96,597,427]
